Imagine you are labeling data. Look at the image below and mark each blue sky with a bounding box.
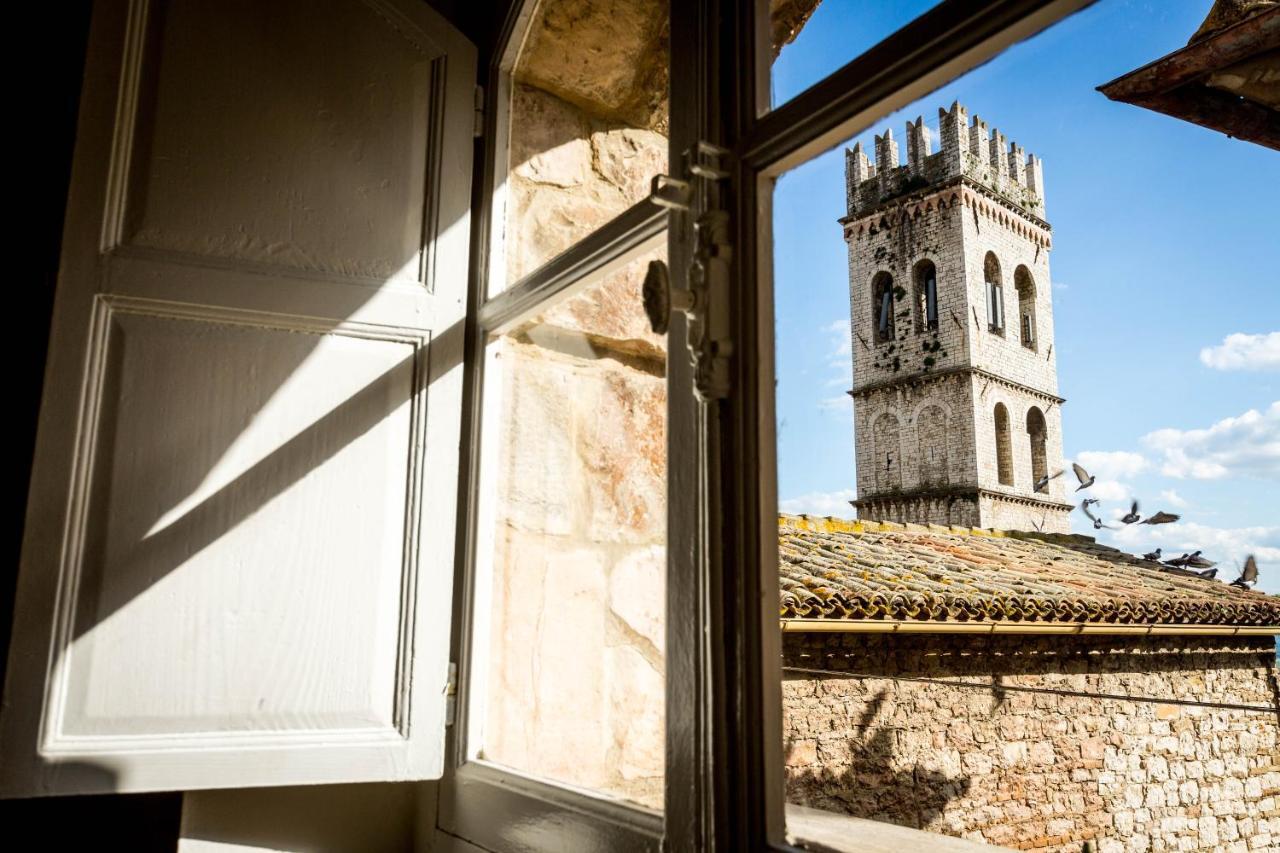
[771,0,1280,593]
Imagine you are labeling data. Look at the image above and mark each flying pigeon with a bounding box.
[1230,555,1258,589]
[1142,548,1162,562]
[1120,500,1141,524]
[1186,554,1216,569]
[1071,462,1095,492]
[1081,501,1113,530]
[1140,511,1180,525]
[1035,469,1065,492]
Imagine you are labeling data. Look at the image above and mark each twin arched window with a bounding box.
[993,403,1050,490]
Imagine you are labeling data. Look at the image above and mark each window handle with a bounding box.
[643,142,734,401]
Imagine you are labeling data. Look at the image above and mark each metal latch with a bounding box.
[643,142,733,401]
[444,661,458,726]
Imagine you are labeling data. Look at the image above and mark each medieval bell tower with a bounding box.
[842,102,1073,533]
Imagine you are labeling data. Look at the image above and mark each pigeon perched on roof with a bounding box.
[1081,501,1113,530]
[1142,548,1162,562]
[1035,469,1065,492]
[1197,568,1218,580]
[1230,555,1259,589]
[1120,500,1141,524]
[1140,511,1180,525]
[1164,551,1202,569]
[1071,462,1095,492]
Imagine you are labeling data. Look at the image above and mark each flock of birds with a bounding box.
[1040,462,1261,590]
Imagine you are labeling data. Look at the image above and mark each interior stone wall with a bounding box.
[782,632,1280,852]
[483,0,821,808]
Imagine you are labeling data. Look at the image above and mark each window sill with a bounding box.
[785,804,1013,852]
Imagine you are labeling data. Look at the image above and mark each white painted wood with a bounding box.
[1,0,474,796]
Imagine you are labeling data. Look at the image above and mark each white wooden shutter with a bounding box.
[0,0,474,796]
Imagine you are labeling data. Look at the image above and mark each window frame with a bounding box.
[438,2,1098,851]
[435,1,670,847]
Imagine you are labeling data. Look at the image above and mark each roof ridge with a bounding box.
[778,512,1013,539]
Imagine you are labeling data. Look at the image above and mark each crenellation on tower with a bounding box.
[968,115,990,170]
[874,129,899,196]
[841,104,1069,533]
[906,116,933,177]
[1025,153,1045,209]
[938,101,969,175]
[1008,141,1027,187]
[843,101,1047,221]
[988,128,1009,192]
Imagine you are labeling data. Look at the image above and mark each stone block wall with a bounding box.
[957,187,1058,397]
[847,198,971,392]
[852,375,977,504]
[481,0,671,808]
[782,633,1280,852]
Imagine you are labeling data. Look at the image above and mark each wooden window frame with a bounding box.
[438,2,1096,851]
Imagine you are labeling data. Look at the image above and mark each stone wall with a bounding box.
[481,0,671,808]
[782,632,1280,852]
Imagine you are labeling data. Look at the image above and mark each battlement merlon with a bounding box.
[843,101,1047,221]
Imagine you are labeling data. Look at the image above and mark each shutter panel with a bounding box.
[1,0,474,796]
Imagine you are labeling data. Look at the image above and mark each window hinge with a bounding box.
[643,141,734,401]
[473,85,485,139]
[444,661,458,726]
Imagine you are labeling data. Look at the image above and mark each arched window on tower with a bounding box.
[985,252,1004,335]
[1015,265,1037,350]
[994,403,1013,486]
[1027,406,1048,491]
[872,272,895,343]
[914,260,938,332]
[873,412,902,492]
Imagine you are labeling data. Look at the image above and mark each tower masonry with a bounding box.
[842,102,1072,533]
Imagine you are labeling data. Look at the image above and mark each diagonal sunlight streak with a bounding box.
[79,317,465,637]
[142,257,440,543]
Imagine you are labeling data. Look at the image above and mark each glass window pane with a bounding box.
[473,250,667,809]
[490,0,669,295]
[769,0,940,112]
[772,0,1279,848]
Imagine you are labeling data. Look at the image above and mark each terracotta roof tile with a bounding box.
[778,514,1280,627]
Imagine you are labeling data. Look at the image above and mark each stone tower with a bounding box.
[841,102,1072,533]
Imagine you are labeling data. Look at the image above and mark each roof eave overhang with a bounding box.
[1097,7,1280,151]
[780,618,1280,636]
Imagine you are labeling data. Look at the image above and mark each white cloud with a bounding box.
[824,318,852,370]
[818,394,852,414]
[780,489,858,518]
[1075,450,1147,480]
[1143,402,1280,480]
[1158,489,1188,509]
[1052,281,1069,291]
[1089,479,1133,506]
[1199,332,1280,372]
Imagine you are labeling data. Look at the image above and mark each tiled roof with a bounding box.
[778,515,1280,627]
